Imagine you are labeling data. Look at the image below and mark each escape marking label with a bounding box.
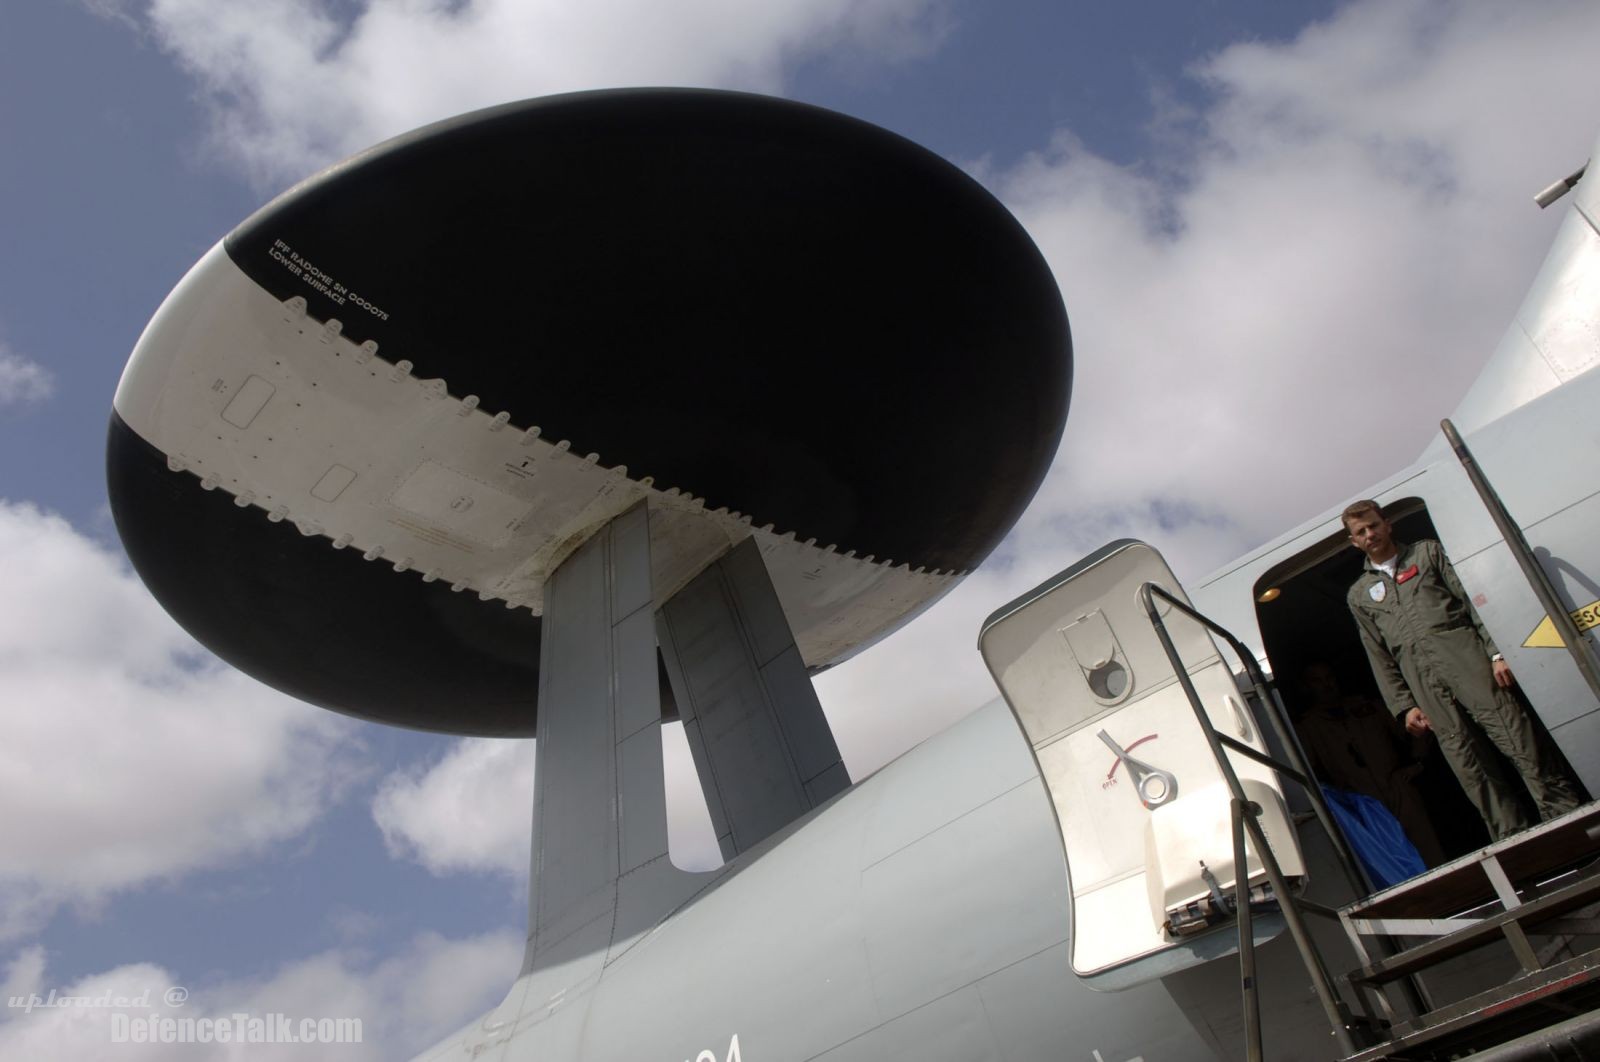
[1523,599,1600,649]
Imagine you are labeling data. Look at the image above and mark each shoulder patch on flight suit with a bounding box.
[1369,582,1386,603]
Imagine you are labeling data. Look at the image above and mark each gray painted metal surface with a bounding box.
[658,537,849,860]
[420,697,1379,1061]
[424,702,1226,1061]
[528,504,708,977]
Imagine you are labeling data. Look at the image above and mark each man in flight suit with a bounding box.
[1343,500,1582,840]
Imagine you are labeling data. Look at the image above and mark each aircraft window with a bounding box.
[1086,659,1129,700]
[1061,609,1133,705]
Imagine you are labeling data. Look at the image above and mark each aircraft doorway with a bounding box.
[1251,500,1492,869]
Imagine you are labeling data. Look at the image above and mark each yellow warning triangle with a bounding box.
[1523,616,1565,649]
[1523,599,1600,649]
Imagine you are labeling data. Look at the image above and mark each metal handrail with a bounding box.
[1441,418,1600,706]
[1139,581,1366,1060]
[1139,582,1372,891]
[1217,733,1312,786]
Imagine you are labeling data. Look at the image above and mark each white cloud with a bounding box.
[372,722,721,877]
[0,346,53,406]
[1004,0,1600,547]
[0,932,521,1060]
[0,501,361,939]
[124,0,945,186]
[0,954,176,1061]
[824,0,1600,773]
[373,737,534,877]
[0,946,46,1004]
[659,719,722,871]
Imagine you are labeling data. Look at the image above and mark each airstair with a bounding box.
[1142,585,1600,1061]
[1336,805,1600,1060]
[979,537,1600,1060]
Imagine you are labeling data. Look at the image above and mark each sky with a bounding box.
[2,0,1598,1056]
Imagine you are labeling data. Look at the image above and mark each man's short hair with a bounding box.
[1340,499,1384,531]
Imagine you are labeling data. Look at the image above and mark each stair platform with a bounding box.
[1336,803,1600,1060]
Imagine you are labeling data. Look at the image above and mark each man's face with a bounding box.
[1301,663,1339,705]
[1345,509,1395,561]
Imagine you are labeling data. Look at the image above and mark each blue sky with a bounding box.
[3,0,1598,1056]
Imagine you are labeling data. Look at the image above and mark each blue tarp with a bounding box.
[1321,785,1426,890]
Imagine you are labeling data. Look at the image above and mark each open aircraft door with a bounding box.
[980,540,1311,987]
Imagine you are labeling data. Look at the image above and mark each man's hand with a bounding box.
[1404,706,1432,736]
[1492,658,1515,688]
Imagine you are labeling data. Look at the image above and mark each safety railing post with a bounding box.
[1140,582,1362,1058]
[1232,796,1263,1062]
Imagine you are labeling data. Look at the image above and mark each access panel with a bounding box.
[979,540,1305,986]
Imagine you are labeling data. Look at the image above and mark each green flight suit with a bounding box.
[1347,539,1582,840]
